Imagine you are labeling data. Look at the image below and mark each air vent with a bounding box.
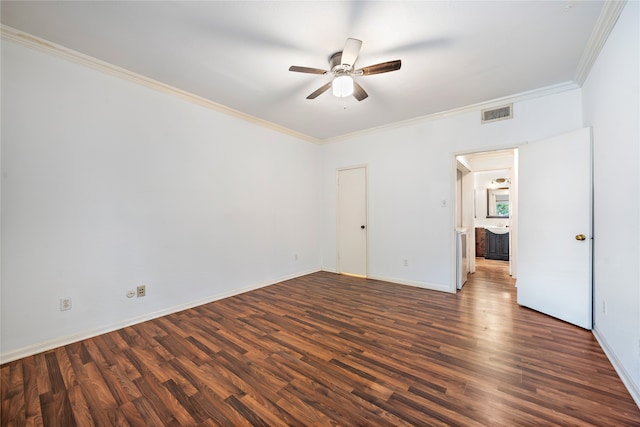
[481,104,513,124]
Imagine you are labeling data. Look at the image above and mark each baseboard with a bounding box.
[593,327,640,408]
[320,269,451,293]
[366,274,451,293]
[0,269,320,364]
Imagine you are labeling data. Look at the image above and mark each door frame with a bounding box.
[451,145,519,292]
[336,164,369,277]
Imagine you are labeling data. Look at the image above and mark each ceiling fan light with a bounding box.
[332,75,354,98]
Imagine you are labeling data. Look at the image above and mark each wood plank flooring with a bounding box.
[2,260,639,426]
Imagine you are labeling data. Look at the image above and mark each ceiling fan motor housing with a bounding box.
[330,52,351,72]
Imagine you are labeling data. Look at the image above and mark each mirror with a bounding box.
[487,188,510,218]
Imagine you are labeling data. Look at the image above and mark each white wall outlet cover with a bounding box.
[126,290,136,298]
[136,285,146,297]
[60,298,72,311]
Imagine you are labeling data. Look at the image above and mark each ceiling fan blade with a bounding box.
[353,81,368,101]
[341,38,362,68]
[357,60,402,75]
[289,66,328,75]
[306,81,332,99]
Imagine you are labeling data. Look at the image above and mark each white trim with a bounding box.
[593,327,640,408]
[574,0,628,86]
[1,25,582,146]
[367,275,452,294]
[450,154,459,293]
[0,25,321,145]
[321,269,451,293]
[0,269,320,364]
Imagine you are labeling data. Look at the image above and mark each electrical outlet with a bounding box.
[60,298,72,311]
[137,285,146,298]
[403,259,408,267]
[294,254,298,261]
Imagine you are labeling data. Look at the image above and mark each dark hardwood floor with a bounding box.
[2,261,639,426]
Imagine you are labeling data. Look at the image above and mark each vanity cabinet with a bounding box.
[475,227,486,257]
[485,230,509,261]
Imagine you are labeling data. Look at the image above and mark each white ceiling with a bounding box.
[1,1,607,142]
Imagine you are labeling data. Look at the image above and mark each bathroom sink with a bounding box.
[485,226,509,234]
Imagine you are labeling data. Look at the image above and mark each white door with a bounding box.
[517,127,592,329]
[337,167,367,276]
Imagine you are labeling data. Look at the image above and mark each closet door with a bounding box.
[337,167,367,277]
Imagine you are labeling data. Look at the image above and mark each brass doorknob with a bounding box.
[575,234,586,241]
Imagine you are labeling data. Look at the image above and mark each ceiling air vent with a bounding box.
[481,104,513,124]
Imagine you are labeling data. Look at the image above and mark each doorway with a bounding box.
[455,128,593,330]
[455,149,516,282]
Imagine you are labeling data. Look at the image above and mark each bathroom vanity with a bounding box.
[485,228,509,260]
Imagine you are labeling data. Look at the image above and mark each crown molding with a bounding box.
[574,0,627,86]
[2,16,605,146]
[321,81,580,144]
[1,25,322,145]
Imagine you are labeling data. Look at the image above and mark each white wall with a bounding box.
[1,40,322,361]
[582,2,640,404]
[321,89,583,291]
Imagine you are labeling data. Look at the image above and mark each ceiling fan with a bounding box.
[289,38,401,101]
